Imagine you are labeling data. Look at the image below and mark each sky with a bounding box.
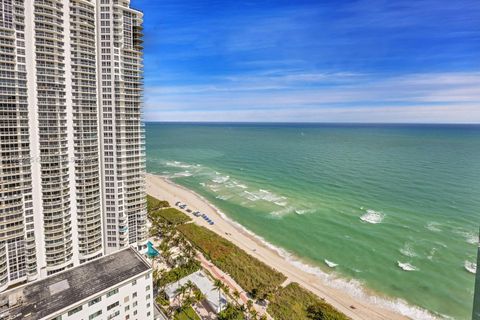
[132,0,480,123]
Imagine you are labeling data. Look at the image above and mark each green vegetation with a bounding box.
[174,306,201,320]
[147,194,347,320]
[177,223,286,297]
[147,194,170,211]
[151,207,192,225]
[156,260,200,287]
[268,283,349,320]
[218,303,246,320]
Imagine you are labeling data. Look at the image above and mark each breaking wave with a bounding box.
[465,261,477,274]
[426,222,442,232]
[397,261,418,272]
[400,243,417,257]
[325,259,338,268]
[360,210,385,224]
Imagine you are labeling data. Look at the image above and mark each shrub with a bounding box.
[218,303,245,320]
[177,224,286,297]
[268,283,349,320]
[152,208,191,225]
[147,194,170,211]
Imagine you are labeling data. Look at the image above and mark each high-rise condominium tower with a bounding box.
[0,0,146,291]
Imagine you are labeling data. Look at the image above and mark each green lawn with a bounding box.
[152,207,192,225]
[174,306,201,320]
[177,223,286,297]
[268,283,349,320]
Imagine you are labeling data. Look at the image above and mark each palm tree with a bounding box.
[246,300,253,310]
[221,282,230,297]
[193,290,205,304]
[233,290,240,306]
[185,280,195,297]
[213,279,224,311]
[176,284,188,303]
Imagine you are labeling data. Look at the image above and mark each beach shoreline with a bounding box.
[146,173,431,320]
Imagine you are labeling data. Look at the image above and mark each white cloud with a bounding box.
[144,71,480,123]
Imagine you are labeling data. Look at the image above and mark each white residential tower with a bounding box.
[0,0,146,291]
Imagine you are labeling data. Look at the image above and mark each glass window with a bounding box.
[68,306,82,316]
[106,288,118,297]
[89,310,102,319]
[88,297,102,306]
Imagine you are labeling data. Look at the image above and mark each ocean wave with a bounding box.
[171,171,192,178]
[465,261,477,274]
[400,243,417,257]
[212,175,230,184]
[427,247,437,261]
[165,160,193,169]
[270,206,296,217]
[193,192,437,320]
[295,208,315,215]
[233,181,248,189]
[360,210,384,224]
[453,229,478,245]
[425,222,442,232]
[465,232,478,245]
[324,259,338,268]
[397,261,418,272]
[215,195,232,201]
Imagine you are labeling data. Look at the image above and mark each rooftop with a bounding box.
[0,247,151,320]
[164,270,226,313]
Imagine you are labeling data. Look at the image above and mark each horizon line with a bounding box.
[144,121,480,125]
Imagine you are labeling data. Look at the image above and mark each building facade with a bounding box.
[96,0,147,254]
[0,0,146,291]
[0,247,154,320]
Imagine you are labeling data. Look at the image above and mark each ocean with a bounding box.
[145,122,480,319]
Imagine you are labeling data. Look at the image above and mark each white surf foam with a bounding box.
[452,229,478,245]
[212,175,230,184]
[171,171,192,178]
[427,247,437,261]
[360,210,384,224]
[295,208,315,215]
[198,195,437,320]
[465,261,477,274]
[426,222,442,232]
[325,259,338,268]
[465,232,478,245]
[165,160,192,169]
[400,243,417,257]
[397,261,418,272]
[270,206,296,217]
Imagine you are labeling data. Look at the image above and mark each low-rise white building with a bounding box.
[164,270,226,313]
[0,247,154,320]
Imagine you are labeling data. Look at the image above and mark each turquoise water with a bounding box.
[146,123,480,319]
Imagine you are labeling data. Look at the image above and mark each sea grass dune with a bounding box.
[145,123,480,319]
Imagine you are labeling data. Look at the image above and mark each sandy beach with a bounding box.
[146,173,410,320]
